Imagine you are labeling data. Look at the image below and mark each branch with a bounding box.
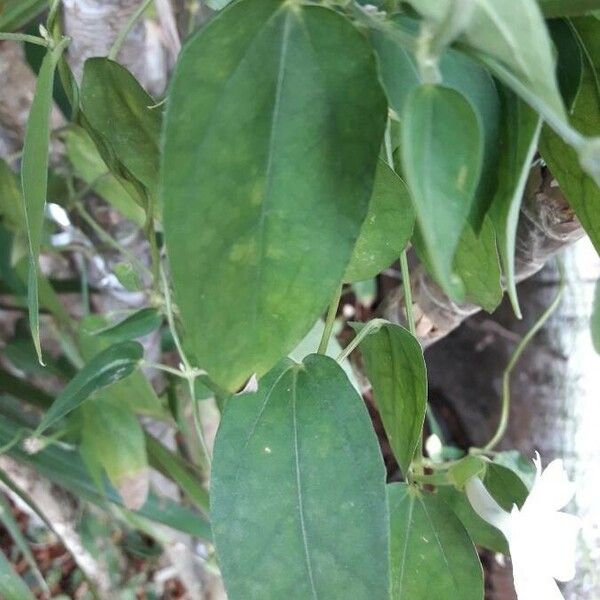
[380,164,585,347]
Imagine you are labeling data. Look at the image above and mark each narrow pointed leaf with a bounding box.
[489,90,541,317]
[540,17,600,255]
[401,85,483,298]
[91,307,162,343]
[344,160,414,283]
[389,483,484,600]
[354,321,426,475]
[21,43,66,363]
[212,355,389,600]
[162,0,386,390]
[36,341,144,434]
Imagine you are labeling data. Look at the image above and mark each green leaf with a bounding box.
[63,125,146,227]
[591,279,600,353]
[389,483,484,600]
[344,160,414,282]
[0,159,24,231]
[0,549,35,600]
[212,355,389,600]
[402,84,483,298]
[370,17,501,227]
[454,218,503,313]
[488,89,542,318]
[540,0,600,17]
[90,307,162,343]
[162,0,386,390]
[550,19,584,112]
[354,321,426,475]
[81,58,161,211]
[540,17,600,255]
[0,0,47,32]
[35,340,144,435]
[409,0,566,122]
[205,0,233,8]
[21,42,66,364]
[81,397,149,510]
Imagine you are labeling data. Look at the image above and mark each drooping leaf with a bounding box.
[0,549,35,600]
[81,397,149,510]
[35,341,144,435]
[453,218,503,313]
[488,89,542,317]
[370,16,501,227]
[81,58,161,211]
[63,125,146,226]
[0,0,47,32]
[90,307,162,343]
[591,278,600,353]
[162,0,386,390]
[212,355,389,600]
[408,0,566,122]
[354,321,426,475]
[20,42,66,364]
[389,483,484,600]
[344,160,414,283]
[540,17,600,255]
[401,84,483,298]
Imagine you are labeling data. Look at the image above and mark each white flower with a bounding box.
[465,453,581,600]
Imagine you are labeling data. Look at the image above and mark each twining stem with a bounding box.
[318,284,343,354]
[109,0,155,60]
[483,261,566,452]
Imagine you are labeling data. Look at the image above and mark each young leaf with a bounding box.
[81,58,161,208]
[0,549,35,600]
[488,89,541,318]
[162,0,386,390]
[409,0,566,122]
[370,16,501,228]
[401,85,483,298]
[21,41,67,364]
[353,321,427,475]
[540,17,600,255]
[344,160,414,283]
[81,397,149,510]
[63,125,146,226]
[389,483,484,600]
[91,307,162,343]
[35,341,144,435]
[212,355,389,600]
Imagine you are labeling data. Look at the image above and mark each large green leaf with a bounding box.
[488,89,541,317]
[370,16,501,227]
[212,355,389,600]
[409,0,566,122]
[63,125,146,226]
[81,58,161,210]
[35,341,144,435]
[345,160,414,282]
[162,0,386,391]
[540,17,600,254]
[402,85,483,298]
[354,321,426,475]
[389,483,484,600]
[20,42,66,363]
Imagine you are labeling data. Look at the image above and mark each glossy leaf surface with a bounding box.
[402,85,483,298]
[162,0,386,390]
[212,355,389,600]
[389,483,484,600]
[355,321,427,475]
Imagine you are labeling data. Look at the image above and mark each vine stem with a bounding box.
[0,33,49,47]
[318,284,342,354]
[483,261,566,452]
[109,0,155,60]
[336,318,387,363]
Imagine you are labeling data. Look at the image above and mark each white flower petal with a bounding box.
[541,512,581,582]
[465,476,512,538]
[523,459,576,514]
[512,559,566,600]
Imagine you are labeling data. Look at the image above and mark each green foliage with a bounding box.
[212,355,389,599]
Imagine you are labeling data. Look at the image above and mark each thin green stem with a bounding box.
[336,318,387,363]
[483,261,566,452]
[400,251,416,336]
[0,33,49,47]
[188,376,212,469]
[144,361,187,379]
[318,284,342,354]
[109,0,155,60]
